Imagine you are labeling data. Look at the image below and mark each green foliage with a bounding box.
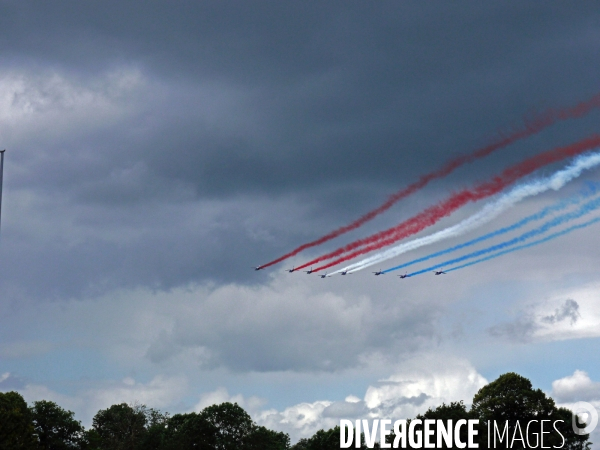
[472,372,590,449]
[291,426,371,450]
[0,391,37,450]
[245,425,291,450]
[91,403,149,450]
[544,406,590,450]
[0,372,592,450]
[160,412,218,450]
[199,402,255,449]
[412,401,474,449]
[31,400,84,450]
[472,372,555,423]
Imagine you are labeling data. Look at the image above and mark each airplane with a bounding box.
[434,270,446,275]
[253,266,264,271]
[319,273,328,278]
[304,268,314,274]
[398,273,409,279]
[372,270,384,276]
[341,270,351,275]
[286,266,296,273]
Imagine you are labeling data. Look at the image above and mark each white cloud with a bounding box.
[364,355,487,417]
[253,354,487,443]
[552,370,600,403]
[192,387,265,413]
[533,284,600,341]
[551,371,600,445]
[258,400,335,443]
[488,282,600,343]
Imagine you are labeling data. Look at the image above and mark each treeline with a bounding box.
[0,372,592,449]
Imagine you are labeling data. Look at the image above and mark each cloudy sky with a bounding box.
[2,1,600,443]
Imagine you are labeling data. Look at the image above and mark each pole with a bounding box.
[0,150,4,235]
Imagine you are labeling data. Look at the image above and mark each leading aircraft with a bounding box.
[286,266,296,273]
[372,270,384,276]
[253,266,264,271]
[434,270,446,275]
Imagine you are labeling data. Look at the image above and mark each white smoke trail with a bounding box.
[332,151,600,274]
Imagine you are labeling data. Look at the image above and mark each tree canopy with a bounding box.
[0,372,593,449]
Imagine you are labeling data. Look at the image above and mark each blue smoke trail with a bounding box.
[382,182,600,274]
[446,216,600,273]
[405,194,600,277]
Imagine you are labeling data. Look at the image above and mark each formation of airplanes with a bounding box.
[254,266,447,278]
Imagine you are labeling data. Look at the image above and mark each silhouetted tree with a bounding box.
[31,400,84,449]
[91,403,148,450]
[245,424,290,450]
[472,372,590,449]
[160,412,218,450]
[199,402,254,449]
[0,391,37,450]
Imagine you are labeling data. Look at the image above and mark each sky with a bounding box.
[1,1,600,444]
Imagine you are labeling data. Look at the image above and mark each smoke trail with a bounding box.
[303,134,600,272]
[333,153,600,275]
[259,93,600,269]
[445,216,600,273]
[404,195,600,277]
[379,181,600,275]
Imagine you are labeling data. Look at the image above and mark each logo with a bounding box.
[571,401,598,436]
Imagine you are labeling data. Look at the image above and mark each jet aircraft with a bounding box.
[304,268,314,274]
[372,270,384,276]
[434,270,446,275]
[398,273,409,279]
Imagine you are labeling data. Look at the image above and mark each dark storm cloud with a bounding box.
[4,1,600,196]
[2,2,600,298]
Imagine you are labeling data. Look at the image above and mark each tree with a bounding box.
[138,408,169,450]
[245,425,290,450]
[400,401,475,449]
[91,403,148,450]
[472,372,555,424]
[31,400,84,450]
[160,412,218,450]
[291,426,369,450]
[199,402,255,449]
[0,391,38,449]
[472,372,591,449]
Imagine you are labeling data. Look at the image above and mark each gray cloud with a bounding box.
[488,298,582,342]
[1,2,600,301]
[541,298,580,325]
[143,279,441,372]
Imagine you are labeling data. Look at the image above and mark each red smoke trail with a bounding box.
[300,134,600,272]
[259,93,600,269]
